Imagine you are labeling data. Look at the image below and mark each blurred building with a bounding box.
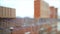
[49,6,58,33]
[0,6,16,18]
[49,6,57,19]
[34,0,58,34]
[34,0,40,19]
[0,6,16,34]
[0,0,58,34]
[40,1,50,18]
[34,0,50,19]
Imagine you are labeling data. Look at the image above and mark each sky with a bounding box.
[0,0,60,18]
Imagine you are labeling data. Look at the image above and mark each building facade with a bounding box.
[34,0,50,19]
[0,6,16,18]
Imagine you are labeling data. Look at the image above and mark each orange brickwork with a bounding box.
[49,6,54,18]
[49,6,57,18]
[34,0,40,19]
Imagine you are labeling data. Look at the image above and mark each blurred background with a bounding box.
[0,0,60,34]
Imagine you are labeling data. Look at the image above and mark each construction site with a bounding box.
[0,0,59,34]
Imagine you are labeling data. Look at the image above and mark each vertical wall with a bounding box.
[0,6,16,18]
[55,8,58,18]
[40,1,50,18]
[34,0,40,19]
[49,6,57,18]
[34,0,50,18]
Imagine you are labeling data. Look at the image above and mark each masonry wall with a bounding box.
[34,0,50,19]
[54,8,57,18]
[49,6,57,18]
[40,1,50,18]
[0,6,16,18]
[34,0,40,19]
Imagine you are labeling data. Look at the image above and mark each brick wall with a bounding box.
[49,6,57,18]
[34,0,40,19]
